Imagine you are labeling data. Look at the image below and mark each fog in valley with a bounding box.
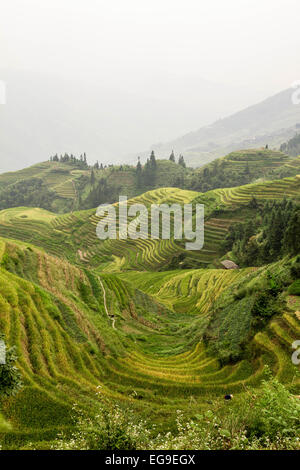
[1,0,300,171]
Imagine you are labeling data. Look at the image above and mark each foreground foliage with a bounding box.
[53,373,300,451]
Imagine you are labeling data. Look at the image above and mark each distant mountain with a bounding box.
[151,88,300,167]
[0,69,255,173]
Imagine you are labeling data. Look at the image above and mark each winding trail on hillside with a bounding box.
[98,276,116,329]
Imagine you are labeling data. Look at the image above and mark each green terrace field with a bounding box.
[0,150,296,215]
[0,177,300,272]
[189,148,296,192]
[0,159,191,214]
[0,236,299,448]
[1,174,300,449]
[270,155,300,179]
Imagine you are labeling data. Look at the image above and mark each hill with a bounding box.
[0,234,299,449]
[0,176,300,449]
[280,133,300,157]
[0,158,190,214]
[0,149,295,214]
[188,148,291,192]
[1,176,300,272]
[152,88,300,166]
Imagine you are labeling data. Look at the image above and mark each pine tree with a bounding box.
[244,160,250,176]
[150,150,157,170]
[283,208,300,255]
[90,169,95,186]
[178,154,186,168]
[169,150,175,162]
[136,157,142,187]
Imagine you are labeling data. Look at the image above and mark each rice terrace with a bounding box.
[0,152,300,451]
[1,0,300,456]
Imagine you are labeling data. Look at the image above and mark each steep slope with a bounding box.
[0,237,179,446]
[1,237,299,450]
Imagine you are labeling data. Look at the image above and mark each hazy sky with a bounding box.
[1,0,300,169]
[1,0,300,91]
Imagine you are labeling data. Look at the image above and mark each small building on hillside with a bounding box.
[221,260,239,270]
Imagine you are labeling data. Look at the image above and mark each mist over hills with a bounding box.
[151,88,300,167]
[0,69,260,173]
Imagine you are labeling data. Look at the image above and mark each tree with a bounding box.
[283,208,300,255]
[149,150,157,170]
[90,169,96,186]
[136,157,142,187]
[142,151,157,186]
[244,160,250,176]
[0,334,22,397]
[169,150,175,162]
[178,154,186,168]
[203,167,209,178]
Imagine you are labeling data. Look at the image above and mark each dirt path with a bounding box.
[98,276,116,329]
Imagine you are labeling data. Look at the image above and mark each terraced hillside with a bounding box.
[1,174,300,449]
[0,177,300,272]
[0,237,185,445]
[189,149,293,192]
[0,159,191,214]
[270,155,300,179]
[1,149,296,216]
[1,236,299,449]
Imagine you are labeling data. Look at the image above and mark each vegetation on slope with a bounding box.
[0,154,190,214]
[280,133,300,157]
[0,148,295,216]
[223,198,300,267]
[188,149,291,192]
[0,171,300,449]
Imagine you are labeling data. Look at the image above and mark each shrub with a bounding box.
[290,262,300,279]
[247,369,300,439]
[288,279,300,296]
[54,399,151,450]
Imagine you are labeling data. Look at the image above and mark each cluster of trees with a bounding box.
[81,151,188,208]
[280,133,300,156]
[169,150,186,167]
[137,151,157,186]
[223,198,300,266]
[189,159,252,192]
[136,151,186,187]
[50,153,89,168]
[82,177,121,208]
[0,178,56,211]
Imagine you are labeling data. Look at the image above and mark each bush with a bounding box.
[54,399,151,450]
[290,261,300,279]
[247,369,300,439]
[288,279,300,296]
[53,374,300,451]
